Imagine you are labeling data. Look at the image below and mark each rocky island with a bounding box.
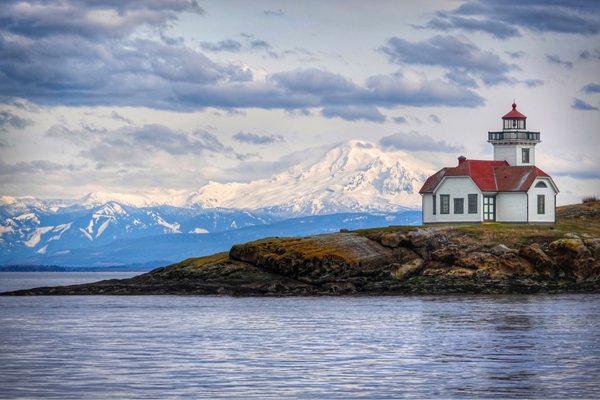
[3,201,599,296]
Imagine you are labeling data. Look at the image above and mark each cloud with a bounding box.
[540,153,600,180]
[286,108,312,117]
[380,132,463,153]
[0,0,203,40]
[46,123,240,167]
[423,1,600,38]
[321,105,386,123]
[424,15,520,39]
[0,159,81,175]
[571,98,599,111]
[428,114,441,124]
[579,49,600,60]
[0,110,32,132]
[522,79,544,88]
[250,39,272,50]
[444,70,478,89]
[546,54,573,69]
[0,0,484,112]
[263,9,284,17]
[233,132,284,145]
[110,111,133,125]
[200,39,242,52]
[506,51,525,59]
[380,35,513,85]
[583,83,600,94]
[393,115,408,124]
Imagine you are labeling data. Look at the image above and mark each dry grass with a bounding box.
[353,225,416,236]
[171,252,230,271]
[241,236,357,263]
[355,201,600,246]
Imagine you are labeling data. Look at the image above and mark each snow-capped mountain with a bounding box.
[1,140,429,267]
[186,140,431,215]
[3,140,430,215]
[0,201,275,262]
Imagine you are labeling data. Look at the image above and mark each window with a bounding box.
[432,194,436,215]
[454,198,464,214]
[468,194,478,214]
[535,181,547,188]
[440,195,450,214]
[522,148,530,163]
[537,195,545,214]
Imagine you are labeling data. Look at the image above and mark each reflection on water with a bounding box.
[0,277,599,398]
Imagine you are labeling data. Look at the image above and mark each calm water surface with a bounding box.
[1,273,599,398]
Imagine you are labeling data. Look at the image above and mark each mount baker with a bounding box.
[0,141,429,267]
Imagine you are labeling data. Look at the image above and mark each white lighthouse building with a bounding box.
[420,103,558,224]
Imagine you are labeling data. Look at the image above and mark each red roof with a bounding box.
[502,102,526,119]
[419,159,552,193]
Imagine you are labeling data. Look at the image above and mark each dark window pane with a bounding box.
[522,148,530,163]
[440,195,450,214]
[537,195,545,214]
[454,198,464,214]
[468,194,478,213]
[433,195,436,215]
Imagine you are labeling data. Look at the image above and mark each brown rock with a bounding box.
[380,233,408,248]
[548,238,596,281]
[392,258,425,280]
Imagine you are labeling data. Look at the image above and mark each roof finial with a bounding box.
[512,99,517,109]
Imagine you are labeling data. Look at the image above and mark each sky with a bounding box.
[0,0,599,205]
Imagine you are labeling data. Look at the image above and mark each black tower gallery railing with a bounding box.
[488,131,540,141]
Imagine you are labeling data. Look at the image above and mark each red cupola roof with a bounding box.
[502,102,526,119]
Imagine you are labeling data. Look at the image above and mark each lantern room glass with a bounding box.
[503,118,525,130]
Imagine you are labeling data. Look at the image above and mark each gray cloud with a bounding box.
[321,105,386,123]
[0,2,484,112]
[424,1,600,39]
[46,123,240,167]
[579,49,600,60]
[0,0,203,40]
[250,39,272,50]
[583,83,600,94]
[546,54,573,69]
[0,159,81,175]
[381,35,514,85]
[428,114,441,124]
[0,110,32,132]
[200,39,242,52]
[263,9,284,17]
[110,111,133,125]
[379,131,462,153]
[523,79,544,88]
[571,98,599,111]
[233,132,284,145]
[424,15,520,39]
[506,51,525,59]
[393,116,408,124]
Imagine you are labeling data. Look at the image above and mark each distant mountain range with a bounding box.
[0,141,426,269]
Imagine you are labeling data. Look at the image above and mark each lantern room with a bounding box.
[502,102,526,130]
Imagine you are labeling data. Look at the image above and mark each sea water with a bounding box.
[1,272,599,398]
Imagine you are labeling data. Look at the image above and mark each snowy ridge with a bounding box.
[186,140,431,215]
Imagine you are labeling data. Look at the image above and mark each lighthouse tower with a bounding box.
[488,102,540,166]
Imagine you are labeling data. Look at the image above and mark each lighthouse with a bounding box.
[488,102,540,166]
[419,102,558,224]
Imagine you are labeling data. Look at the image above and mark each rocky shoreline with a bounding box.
[3,201,599,296]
